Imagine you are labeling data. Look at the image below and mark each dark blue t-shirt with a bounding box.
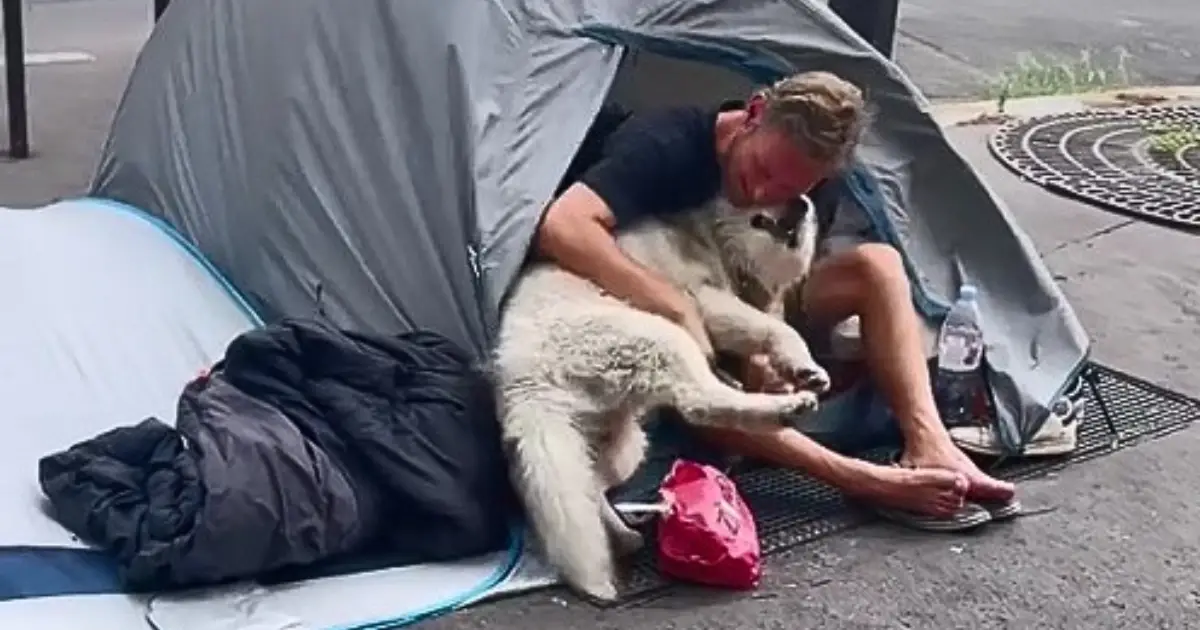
[555,103,723,227]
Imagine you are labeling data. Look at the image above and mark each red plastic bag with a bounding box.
[655,459,762,590]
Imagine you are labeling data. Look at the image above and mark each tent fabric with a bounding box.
[54,0,1092,625]
[0,199,552,630]
[92,0,1090,456]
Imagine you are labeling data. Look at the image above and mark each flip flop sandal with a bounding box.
[976,498,1023,521]
[873,501,993,532]
[867,449,993,532]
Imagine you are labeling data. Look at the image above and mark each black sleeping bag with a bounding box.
[37,318,516,590]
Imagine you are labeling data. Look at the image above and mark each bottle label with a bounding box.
[939,335,982,371]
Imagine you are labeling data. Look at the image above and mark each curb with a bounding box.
[926,85,1200,127]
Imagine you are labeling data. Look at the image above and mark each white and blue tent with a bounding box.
[0,0,1088,628]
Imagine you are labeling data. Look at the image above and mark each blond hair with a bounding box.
[755,71,867,167]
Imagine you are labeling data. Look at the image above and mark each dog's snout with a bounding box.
[750,213,775,231]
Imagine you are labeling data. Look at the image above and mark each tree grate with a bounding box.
[988,105,1200,231]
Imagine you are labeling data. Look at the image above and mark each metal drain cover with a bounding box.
[988,105,1200,230]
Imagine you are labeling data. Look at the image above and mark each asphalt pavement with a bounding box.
[1,0,1199,628]
[896,0,1200,98]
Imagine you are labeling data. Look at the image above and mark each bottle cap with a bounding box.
[959,284,978,301]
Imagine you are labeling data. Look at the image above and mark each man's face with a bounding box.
[722,99,832,208]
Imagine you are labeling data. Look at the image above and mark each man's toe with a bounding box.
[969,475,1016,502]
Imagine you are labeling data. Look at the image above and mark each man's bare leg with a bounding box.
[793,243,1014,502]
[701,352,971,516]
[703,419,970,517]
[698,244,1014,514]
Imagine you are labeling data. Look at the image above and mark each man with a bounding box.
[534,70,1016,524]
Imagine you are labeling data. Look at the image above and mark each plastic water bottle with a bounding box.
[935,284,986,427]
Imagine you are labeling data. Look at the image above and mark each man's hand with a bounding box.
[536,183,715,360]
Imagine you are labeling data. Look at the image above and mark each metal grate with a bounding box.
[988,105,1200,231]
[608,362,1200,605]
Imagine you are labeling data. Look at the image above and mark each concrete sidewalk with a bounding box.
[0,59,132,205]
[0,0,148,204]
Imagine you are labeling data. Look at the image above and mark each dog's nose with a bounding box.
[750,213,776,231]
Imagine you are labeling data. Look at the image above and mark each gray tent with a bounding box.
[0,0,1091,627]
[93,0,1090,456]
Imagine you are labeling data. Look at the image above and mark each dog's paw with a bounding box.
[735,390,820,429]
[573,577,619,604]
[791,362,831,394]
[781,390,820,418]
[771,347,831,394]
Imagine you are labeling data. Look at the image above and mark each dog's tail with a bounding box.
[502,392,618,602]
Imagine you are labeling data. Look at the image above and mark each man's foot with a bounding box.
[848,461,970,519]
[902,442,1016,504]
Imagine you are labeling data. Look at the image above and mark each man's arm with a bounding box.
[535,183,714,358]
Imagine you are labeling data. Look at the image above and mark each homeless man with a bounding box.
[531,70,1018,527]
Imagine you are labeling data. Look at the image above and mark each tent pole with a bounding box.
[2,0,29,160]
[153,0,169,21]
[828,0,900,59]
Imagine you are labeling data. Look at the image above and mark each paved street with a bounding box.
[1,0,1198,628]
[0,0,148,203]
[896,0,1200,98]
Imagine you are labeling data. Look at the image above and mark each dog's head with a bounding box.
[710,194,819,297]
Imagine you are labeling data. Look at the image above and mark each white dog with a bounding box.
[492,194,829,602]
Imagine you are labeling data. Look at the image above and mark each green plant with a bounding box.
[982,48,1133,103]
[1143,122,1200,154]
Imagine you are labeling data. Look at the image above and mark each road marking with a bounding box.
[0,51,96,67]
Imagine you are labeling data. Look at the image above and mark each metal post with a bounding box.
[2,0,29,160]
[153,0,169,21]
[828,0,901,60]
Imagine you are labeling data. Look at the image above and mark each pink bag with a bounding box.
[655,460,762,590]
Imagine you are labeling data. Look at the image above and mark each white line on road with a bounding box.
[0,51,96,67]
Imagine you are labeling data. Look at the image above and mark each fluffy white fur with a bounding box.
[492,195,827,602]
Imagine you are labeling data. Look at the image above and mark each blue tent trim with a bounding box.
[80,197,267,327]
[0,547,126,601]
